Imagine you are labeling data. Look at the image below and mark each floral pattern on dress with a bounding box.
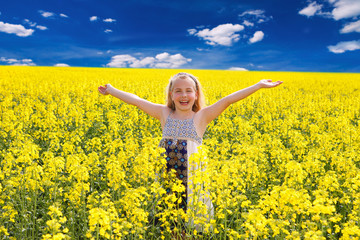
[159,117,202,148]
[164,138,188,211]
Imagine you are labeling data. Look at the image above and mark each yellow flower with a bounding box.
[2,66,360,239]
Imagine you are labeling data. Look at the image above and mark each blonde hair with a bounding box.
[165,72,206,112]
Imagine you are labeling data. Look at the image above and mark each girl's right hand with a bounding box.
[98,84,113,95]
[257,79,283,88]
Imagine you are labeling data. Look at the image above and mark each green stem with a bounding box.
[32,184,38,239]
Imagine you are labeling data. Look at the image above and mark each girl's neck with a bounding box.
[172,109,195,120]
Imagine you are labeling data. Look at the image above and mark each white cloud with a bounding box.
[130,57,156,68]
[299,2,323,17]
[39,11,68,19]
[228,67,248,71]
[40,11,55,18]
[328,40,360,53]
[54,63,70,67]
[196,48,209,52]
[0,57,36,66]
[189,23,244,46]
[341,20,360,33]
[187,28,197,35]
[107,55,137,67]
[239,9,265,18]
[36,25,47,30]
[249,31,264,44]
[97,50,114,55]
[299,0,360,20]
[24,19,37,27]
[107,52,191,68]
[154,53,191,68]
[332,0,360,20]
[0,21,34,37]
[237,9,271,44]
[299,0,360,53]
[103,18,116,23]
[242,20,254,27]
[239,9,272,23]
[24,19,47,31]
[104,29,113,33]
[90,16,98,21]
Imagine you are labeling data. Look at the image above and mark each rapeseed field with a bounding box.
[0,66,359,239]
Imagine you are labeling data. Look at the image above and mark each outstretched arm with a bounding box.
[98,84,165,120]
[198,79,283,126]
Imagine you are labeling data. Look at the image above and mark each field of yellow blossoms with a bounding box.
[0,66,359,239]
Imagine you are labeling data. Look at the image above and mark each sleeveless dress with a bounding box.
[159,111,214,229]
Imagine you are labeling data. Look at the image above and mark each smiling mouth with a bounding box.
[179,100,189,105]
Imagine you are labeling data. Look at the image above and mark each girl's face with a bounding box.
[171,77,197,112]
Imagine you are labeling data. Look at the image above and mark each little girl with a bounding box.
[98,72,282,229]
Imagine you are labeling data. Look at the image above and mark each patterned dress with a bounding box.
[159,112,214,223]
[159,113,202,211]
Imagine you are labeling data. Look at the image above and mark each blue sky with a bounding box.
[1,0,360,72]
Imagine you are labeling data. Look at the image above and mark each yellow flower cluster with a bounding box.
[0,66,359,239]
[42,204,70,240]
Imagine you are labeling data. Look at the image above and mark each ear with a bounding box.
[170,91,174,100]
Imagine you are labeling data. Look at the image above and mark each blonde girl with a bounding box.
[98,72,282,229]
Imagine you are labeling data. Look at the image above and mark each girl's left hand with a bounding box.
[258,79,283,88]
[98,84,113,95]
